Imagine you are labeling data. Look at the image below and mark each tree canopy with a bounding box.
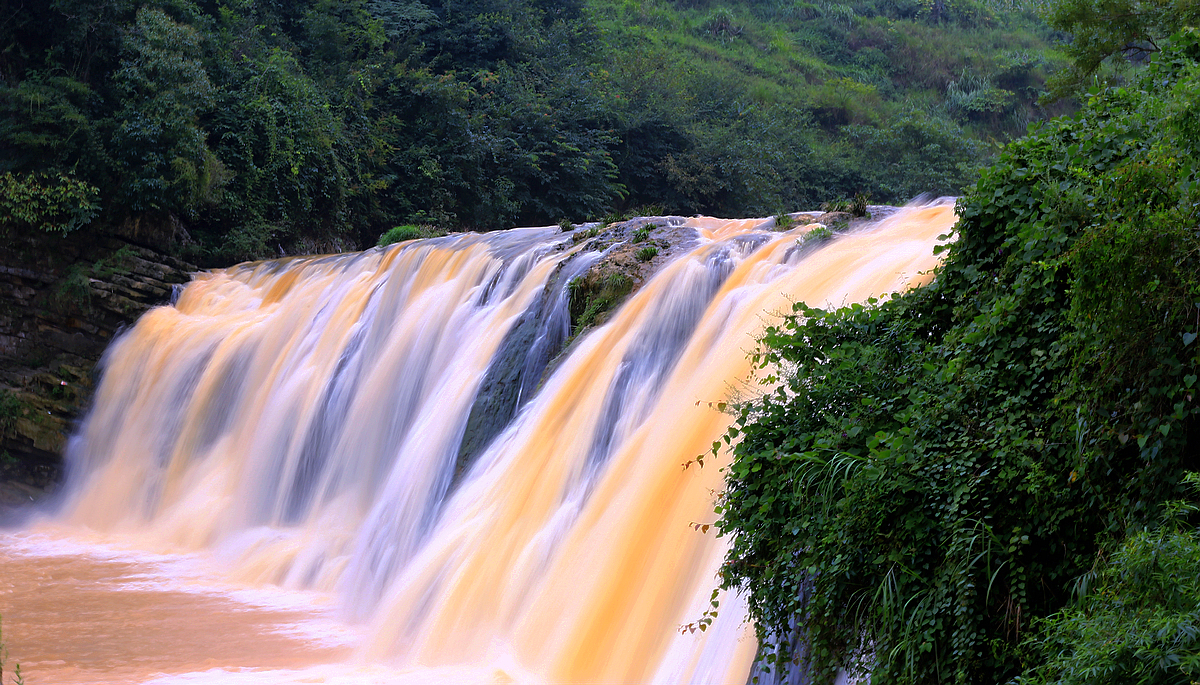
[1041,0,1200,97]
[1,0,1061,264]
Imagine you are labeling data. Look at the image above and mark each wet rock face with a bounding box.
[450,217,700,483]
[454,255,582,481]
[0,231,195,488]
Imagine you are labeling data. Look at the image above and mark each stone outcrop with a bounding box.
[0,230,195,494]
[450,217,698,483]
[563,216,699,331]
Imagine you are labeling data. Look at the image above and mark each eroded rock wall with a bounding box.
[0,231,195,492]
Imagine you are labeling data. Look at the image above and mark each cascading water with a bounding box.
[0,202,957,684]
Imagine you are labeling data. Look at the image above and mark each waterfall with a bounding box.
[2,203,957,684]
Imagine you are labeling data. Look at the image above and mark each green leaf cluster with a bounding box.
[1023,475,1200,685]
[1041,0,1200,98]
[715,29,1200,684]
[0,172,99,237]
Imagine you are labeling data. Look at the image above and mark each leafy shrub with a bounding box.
[850,192,869,217]
[629,203,666,217]
[0,172,98,236]
[377,225,423,246]
[843,108,986,202]
[945,70,1015,121]
[699,7,742,41]
[819,198,851,212]
[600,210,630,226]
[635,245,658,262]
[809,77,883,127]
[568,271,634,335]
[0,391,22,438]
[799,224,833,244]
[632,227,651,243]
[1022,474,1200,685]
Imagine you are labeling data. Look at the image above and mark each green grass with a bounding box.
[635,245,659,262]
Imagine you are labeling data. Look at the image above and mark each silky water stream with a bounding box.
[0,203,957,684]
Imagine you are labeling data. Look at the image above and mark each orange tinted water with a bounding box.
[0,204,957,684]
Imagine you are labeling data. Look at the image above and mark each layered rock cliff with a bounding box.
[0,231,194,501]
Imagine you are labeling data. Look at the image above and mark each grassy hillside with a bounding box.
[588,0,1071,214]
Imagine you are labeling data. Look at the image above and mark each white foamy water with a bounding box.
[0,203,957,684]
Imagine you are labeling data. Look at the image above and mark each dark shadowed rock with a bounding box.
[0,230,195,496]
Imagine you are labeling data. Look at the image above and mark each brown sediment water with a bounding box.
[0,203,957,684]
[0,532,351,684]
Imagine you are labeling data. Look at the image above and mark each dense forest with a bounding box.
[716,18,1200,685]
[1,0,1062,265]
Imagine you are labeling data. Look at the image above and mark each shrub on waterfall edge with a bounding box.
[714,30,1200,684]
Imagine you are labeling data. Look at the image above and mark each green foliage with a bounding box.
[377,225,422,246]
[203,42,348,261]
[568,271,634,335]
[698,7,742,42]
[819,198,852,213]
[48,265,92,314]
[600,210,631,226]
[572,226,601,244]
[800,223,834,244]
[1023,474,1200,685]
[821,193,870,217]
[635,245,659,262]
[715,30,1200,684]
[946,69,1015,121]
[0,74,98,174]
[850,192,869,217]
[0,0,1059,261]
[0,391,22,439]
[111,7,218,215]
[843,108,987,202]
[46,246,137,313]
[632,227,651,242]
[810,77,883,127]
[0,172,98,236]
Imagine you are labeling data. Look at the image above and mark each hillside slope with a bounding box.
[0,0,1063,264]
